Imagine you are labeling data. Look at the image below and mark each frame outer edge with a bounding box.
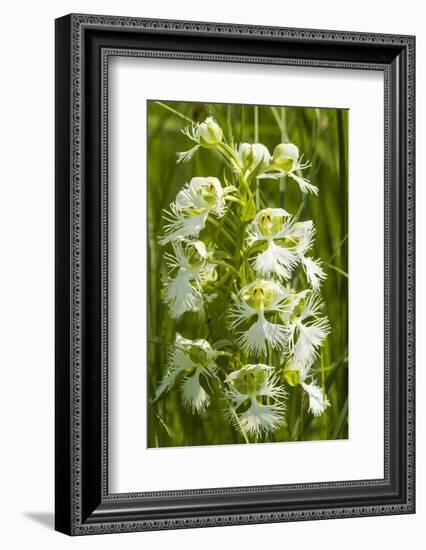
[55,14,73,536]
[59,13,416,535]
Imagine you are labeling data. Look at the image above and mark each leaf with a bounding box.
[242,197,257,221]
[211,250,232,260]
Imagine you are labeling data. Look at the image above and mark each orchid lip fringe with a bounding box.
[147,100,349,448]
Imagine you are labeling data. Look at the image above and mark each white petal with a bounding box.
[300,291,326,320]
[259,373,288,401]
[181,370,210,413]
[245,222,266,247]
[302,257,326,289]
[293,220,315,256]
[288,172,318,195]
[238,398,284,436]
[163,270,202,318]
[165,240,206,270]
[192,240,208,259]
[159,210,209,244]
[274,143,299,162]
[174,332,193,349]
[228,300,256,329]
[292,319,329,365]
[301,381,330,416]
[253,241,299,280]
[154,345,194,401]
[256,172,284,181]
[176,144,200,164]
[225,386,249,410]
[236,312,288,356]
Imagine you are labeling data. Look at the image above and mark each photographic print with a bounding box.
[147,100,348,448]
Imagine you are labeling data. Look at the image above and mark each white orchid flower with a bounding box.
[247,208,299,280]
[238,143,271,176]
[292,221,326,289]
[229,280,291,356]
[162,240,216,318]
[257,142,318,195]
[285,291,330,368]
[159,177,227,244]
[225,363,286,436]
[283,362,330,417]
[177,116,223,163]
[154,333,219,413]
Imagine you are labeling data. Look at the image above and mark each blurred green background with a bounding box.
[147,100,348,447]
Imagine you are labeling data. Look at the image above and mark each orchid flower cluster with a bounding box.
[153,114,331,441]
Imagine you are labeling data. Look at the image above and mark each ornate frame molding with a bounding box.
[55,14,415,535]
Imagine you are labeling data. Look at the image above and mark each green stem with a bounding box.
[325,263,348,278]
[228,404,250,444]
[327,233,348,263]
[295,193,308,220]
[212,270,233,292]
[225,195,246,206]
[219,142,240,167]
[154,101,194,124]
[254,106,260,210]
[279,178,286,209]
[217,142,256,207]
[332,397,348,439]
[212,372,250,444]
[240,104,245,143]
[207,216,235,245]
[212,259,239,274]
[300,386,305,440]
[320,350,327,439]
[279,108,286,208]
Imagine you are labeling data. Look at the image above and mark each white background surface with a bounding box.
[109,58,384,492]
[0,0,423,548]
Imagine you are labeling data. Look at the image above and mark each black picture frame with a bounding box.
[55,13,415,535]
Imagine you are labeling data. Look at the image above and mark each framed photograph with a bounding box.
[55,14,415,535]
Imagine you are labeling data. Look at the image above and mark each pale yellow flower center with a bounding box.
[232,368,267,397]
[258,210,285,237]
[242,283,278,311]
[199,182,218,207]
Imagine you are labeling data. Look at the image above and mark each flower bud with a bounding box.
[194,117,223,147]
[283,368,301,387]
[239,143,270,172]
[272,143,299,172]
